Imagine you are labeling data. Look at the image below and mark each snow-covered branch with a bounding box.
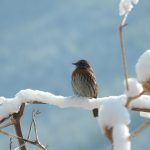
[0,89,150,122]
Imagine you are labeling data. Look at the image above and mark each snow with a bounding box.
[136,50,150,82]
[119,0,139,16]
[113,123,130,150]
[0,88,149,150]
[0,90,126,121]
[0,89,149,122]
[140,112,150,118]
[0,98,20,120]
[97,100,130,150]
[0,89,101,121]
[119,0,133,16]
[0,90,125,122]
[131,0,139,5]
[124,78,143,97]
[0,97,5,105]
[130,95,150,109]
[16,89,100,109]
[98,100,130,130]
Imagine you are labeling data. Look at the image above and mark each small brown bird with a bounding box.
[71,60,99,117]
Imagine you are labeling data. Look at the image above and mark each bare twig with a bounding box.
[10,138,12,150]
[22,112,35,149]
[12,103,26,150]
[0,114,13,124]
[0,122,14,129]
[15,110,44,150]
[119,14,129,91]
[32,110,40,141]
[27,101,46,104]
[131,108,150,112]
[26,117,34,140]
[128,121,150,140]
[26,110,40,143]
[0,129,47,150]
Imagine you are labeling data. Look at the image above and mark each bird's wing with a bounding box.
[72,69,98,98]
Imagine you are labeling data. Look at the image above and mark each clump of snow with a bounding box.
[124,78,143,97]
[130,95,150,109]
[16,89,100,109]
[98,100,130,130]
[136,50,150,82]
[0,97,5,105]
[0,98,21,120]
[119,0,139,16]
[113,123,130,150]
[98,100,130,150]
[140,112,150,118]
[0,89,102,121]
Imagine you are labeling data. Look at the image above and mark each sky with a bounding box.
[0,0,150,149]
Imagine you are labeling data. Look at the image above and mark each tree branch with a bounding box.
[0,122,14,129]
[11,103,26,150]
[0,89,150,124]
[128,121,150,140]
[119,14,129,91]
[10,138,12,150]
[0,129,47,150]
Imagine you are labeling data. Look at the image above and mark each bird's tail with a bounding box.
[92,108,98,117]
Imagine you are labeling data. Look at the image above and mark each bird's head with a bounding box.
[72,60,91,69]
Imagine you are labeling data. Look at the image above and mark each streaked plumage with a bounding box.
[72,60,99,117]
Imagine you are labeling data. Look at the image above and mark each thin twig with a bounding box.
[26,118,34,140]
[128,121,150,140]
[10,138,13,150]
[33,111,39,141]
[131,108,150,112]
[0,129,47,150]
[32,110,46,149]
[0,122,14,129]
[16,110,43,150]
[119,14,129,91]
[0,114,13,124]
[26,110,39,145]
[12,103,26,150]
[27,101,46,104]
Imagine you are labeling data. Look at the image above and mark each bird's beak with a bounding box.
[72,62,77,65]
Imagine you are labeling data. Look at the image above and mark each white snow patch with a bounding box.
[98,100,130,130]
[136,50,150,82]
[0,98,20,120]
[119,0,139,16]
[0,89,149,124]
[124,78,143,97]
[113,123,130,150]
[130,95,150,109]
[0,97,5,105]
[140,112,150,118]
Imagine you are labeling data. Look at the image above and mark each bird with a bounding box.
[71,59,99,117]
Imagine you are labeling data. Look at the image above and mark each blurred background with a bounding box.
[0,0,150,149]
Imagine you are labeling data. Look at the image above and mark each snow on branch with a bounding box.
[119,0,139,16]
[136,50,150,82]
[0,89,150,122]
[113,123,130,150]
